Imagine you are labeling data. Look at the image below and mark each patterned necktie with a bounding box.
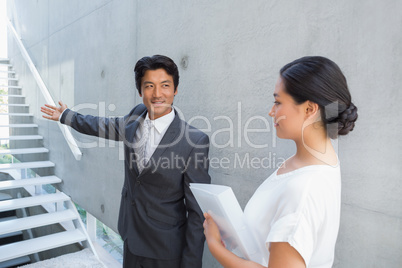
[138,120,152,173]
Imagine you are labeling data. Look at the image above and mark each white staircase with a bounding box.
[0,59,98,267]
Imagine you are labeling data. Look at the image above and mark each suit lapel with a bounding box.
[128,109,147,175]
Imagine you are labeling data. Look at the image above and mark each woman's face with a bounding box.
[269,76,307,140]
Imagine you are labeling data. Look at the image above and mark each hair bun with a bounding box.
[337,103,358,136]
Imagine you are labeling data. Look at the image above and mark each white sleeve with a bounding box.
[265,178,319,266]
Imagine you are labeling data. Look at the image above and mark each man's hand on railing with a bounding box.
[41,101,68,121]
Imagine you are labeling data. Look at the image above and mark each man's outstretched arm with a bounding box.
[41,100,125,141]
[40,101,146,142]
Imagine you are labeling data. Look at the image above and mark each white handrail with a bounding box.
[7,19,82,161]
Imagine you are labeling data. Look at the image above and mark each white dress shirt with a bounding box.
[135,107,175,164]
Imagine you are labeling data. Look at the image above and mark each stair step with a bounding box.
[0,71,15,74]
[0,94,25,98]
[0,192,69,212]
[0,135,43,141]
[0,230,22,240]
[0,210,77,236]
[0,256,31,268]
[0,85,21,89]
[0,147,48,155]
[0,124,38,128]
[0,113,33,116]
[0,229,86,262]
[0,161,55,170]
[0,217,23,239]
[0,103,29,107]
[0,175,60,190]
[0,64,12,67]
[0,77,18,81]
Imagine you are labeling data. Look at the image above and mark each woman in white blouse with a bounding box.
[204,56,358,268]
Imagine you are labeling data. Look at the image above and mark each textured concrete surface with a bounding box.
[20,248,103,268]
[6,0,402,267]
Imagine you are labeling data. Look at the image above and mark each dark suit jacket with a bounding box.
[61,104,211,267]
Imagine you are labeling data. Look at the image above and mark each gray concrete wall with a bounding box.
[6,0,402,267]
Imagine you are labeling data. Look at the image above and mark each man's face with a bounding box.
[140,68,177,120]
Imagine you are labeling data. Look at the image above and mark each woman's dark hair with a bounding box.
[134,55,179,95]
[280,56,358,139]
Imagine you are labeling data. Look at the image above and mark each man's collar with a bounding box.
[145,107,175,134]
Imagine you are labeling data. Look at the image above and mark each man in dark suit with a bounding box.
[41,55,211,268]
